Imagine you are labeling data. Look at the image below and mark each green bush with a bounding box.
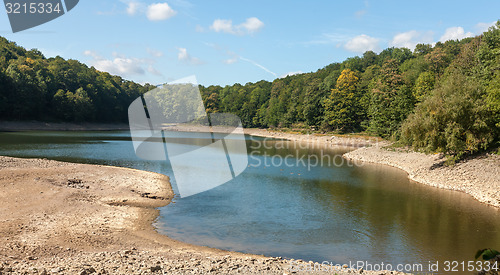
[401,72,496,159]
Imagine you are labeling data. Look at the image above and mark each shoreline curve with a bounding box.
[0,155,383,274]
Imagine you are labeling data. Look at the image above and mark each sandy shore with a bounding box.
[0,156,394,275]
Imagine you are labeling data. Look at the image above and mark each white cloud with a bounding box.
[210,17,264,35]
[177,47,188,60]
[94,57,144,75]
[279,71,303,78]
[211,19,234,33]
[83,50,99,59]
[344,34,381,53]
[390,30,434,50]
[240,17,265,33]
[146,3,176,21]
[439,27,473,42]
[475,21,496,34]
[147,48,163,57]
[126,1,142,15]
[84,50,160,77]
[177,48,203,65]
[147,65,162,76]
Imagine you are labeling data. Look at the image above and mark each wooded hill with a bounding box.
[0,37,155,122]
[0,22,499,159]
[199,22,500,159]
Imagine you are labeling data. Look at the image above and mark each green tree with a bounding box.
[486,72,500,129]
[401,72,495,159]
[368,59,414,137]
[414,43,433,56]
[303,79,327,127]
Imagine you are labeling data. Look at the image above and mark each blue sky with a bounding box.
[0,0,498,86]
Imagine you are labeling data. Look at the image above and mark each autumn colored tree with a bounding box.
[425,47,448,75]
[205,92,220,113]
[322,69,362,132]
[414,71,435,102]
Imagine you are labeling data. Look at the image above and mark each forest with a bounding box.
[0,37,155,122]
[0,22,499,159]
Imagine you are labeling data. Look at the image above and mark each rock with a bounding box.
[51,267,64,273]
[150,265,162,272]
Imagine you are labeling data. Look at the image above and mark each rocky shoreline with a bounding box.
[343,146,500,208]
[244,128,500,209]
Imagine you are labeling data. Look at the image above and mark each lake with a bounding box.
[0,130,499,273]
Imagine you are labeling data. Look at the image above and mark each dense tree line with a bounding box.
[0,37,155,122]
[200,22,499,158]
[0,22,498,158]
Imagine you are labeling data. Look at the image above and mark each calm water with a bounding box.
[0,130,499,273]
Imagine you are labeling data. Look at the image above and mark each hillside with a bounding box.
[199,21,499,159]
[0,37,155,122]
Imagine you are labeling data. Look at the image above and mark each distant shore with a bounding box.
[0,121,129,131]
